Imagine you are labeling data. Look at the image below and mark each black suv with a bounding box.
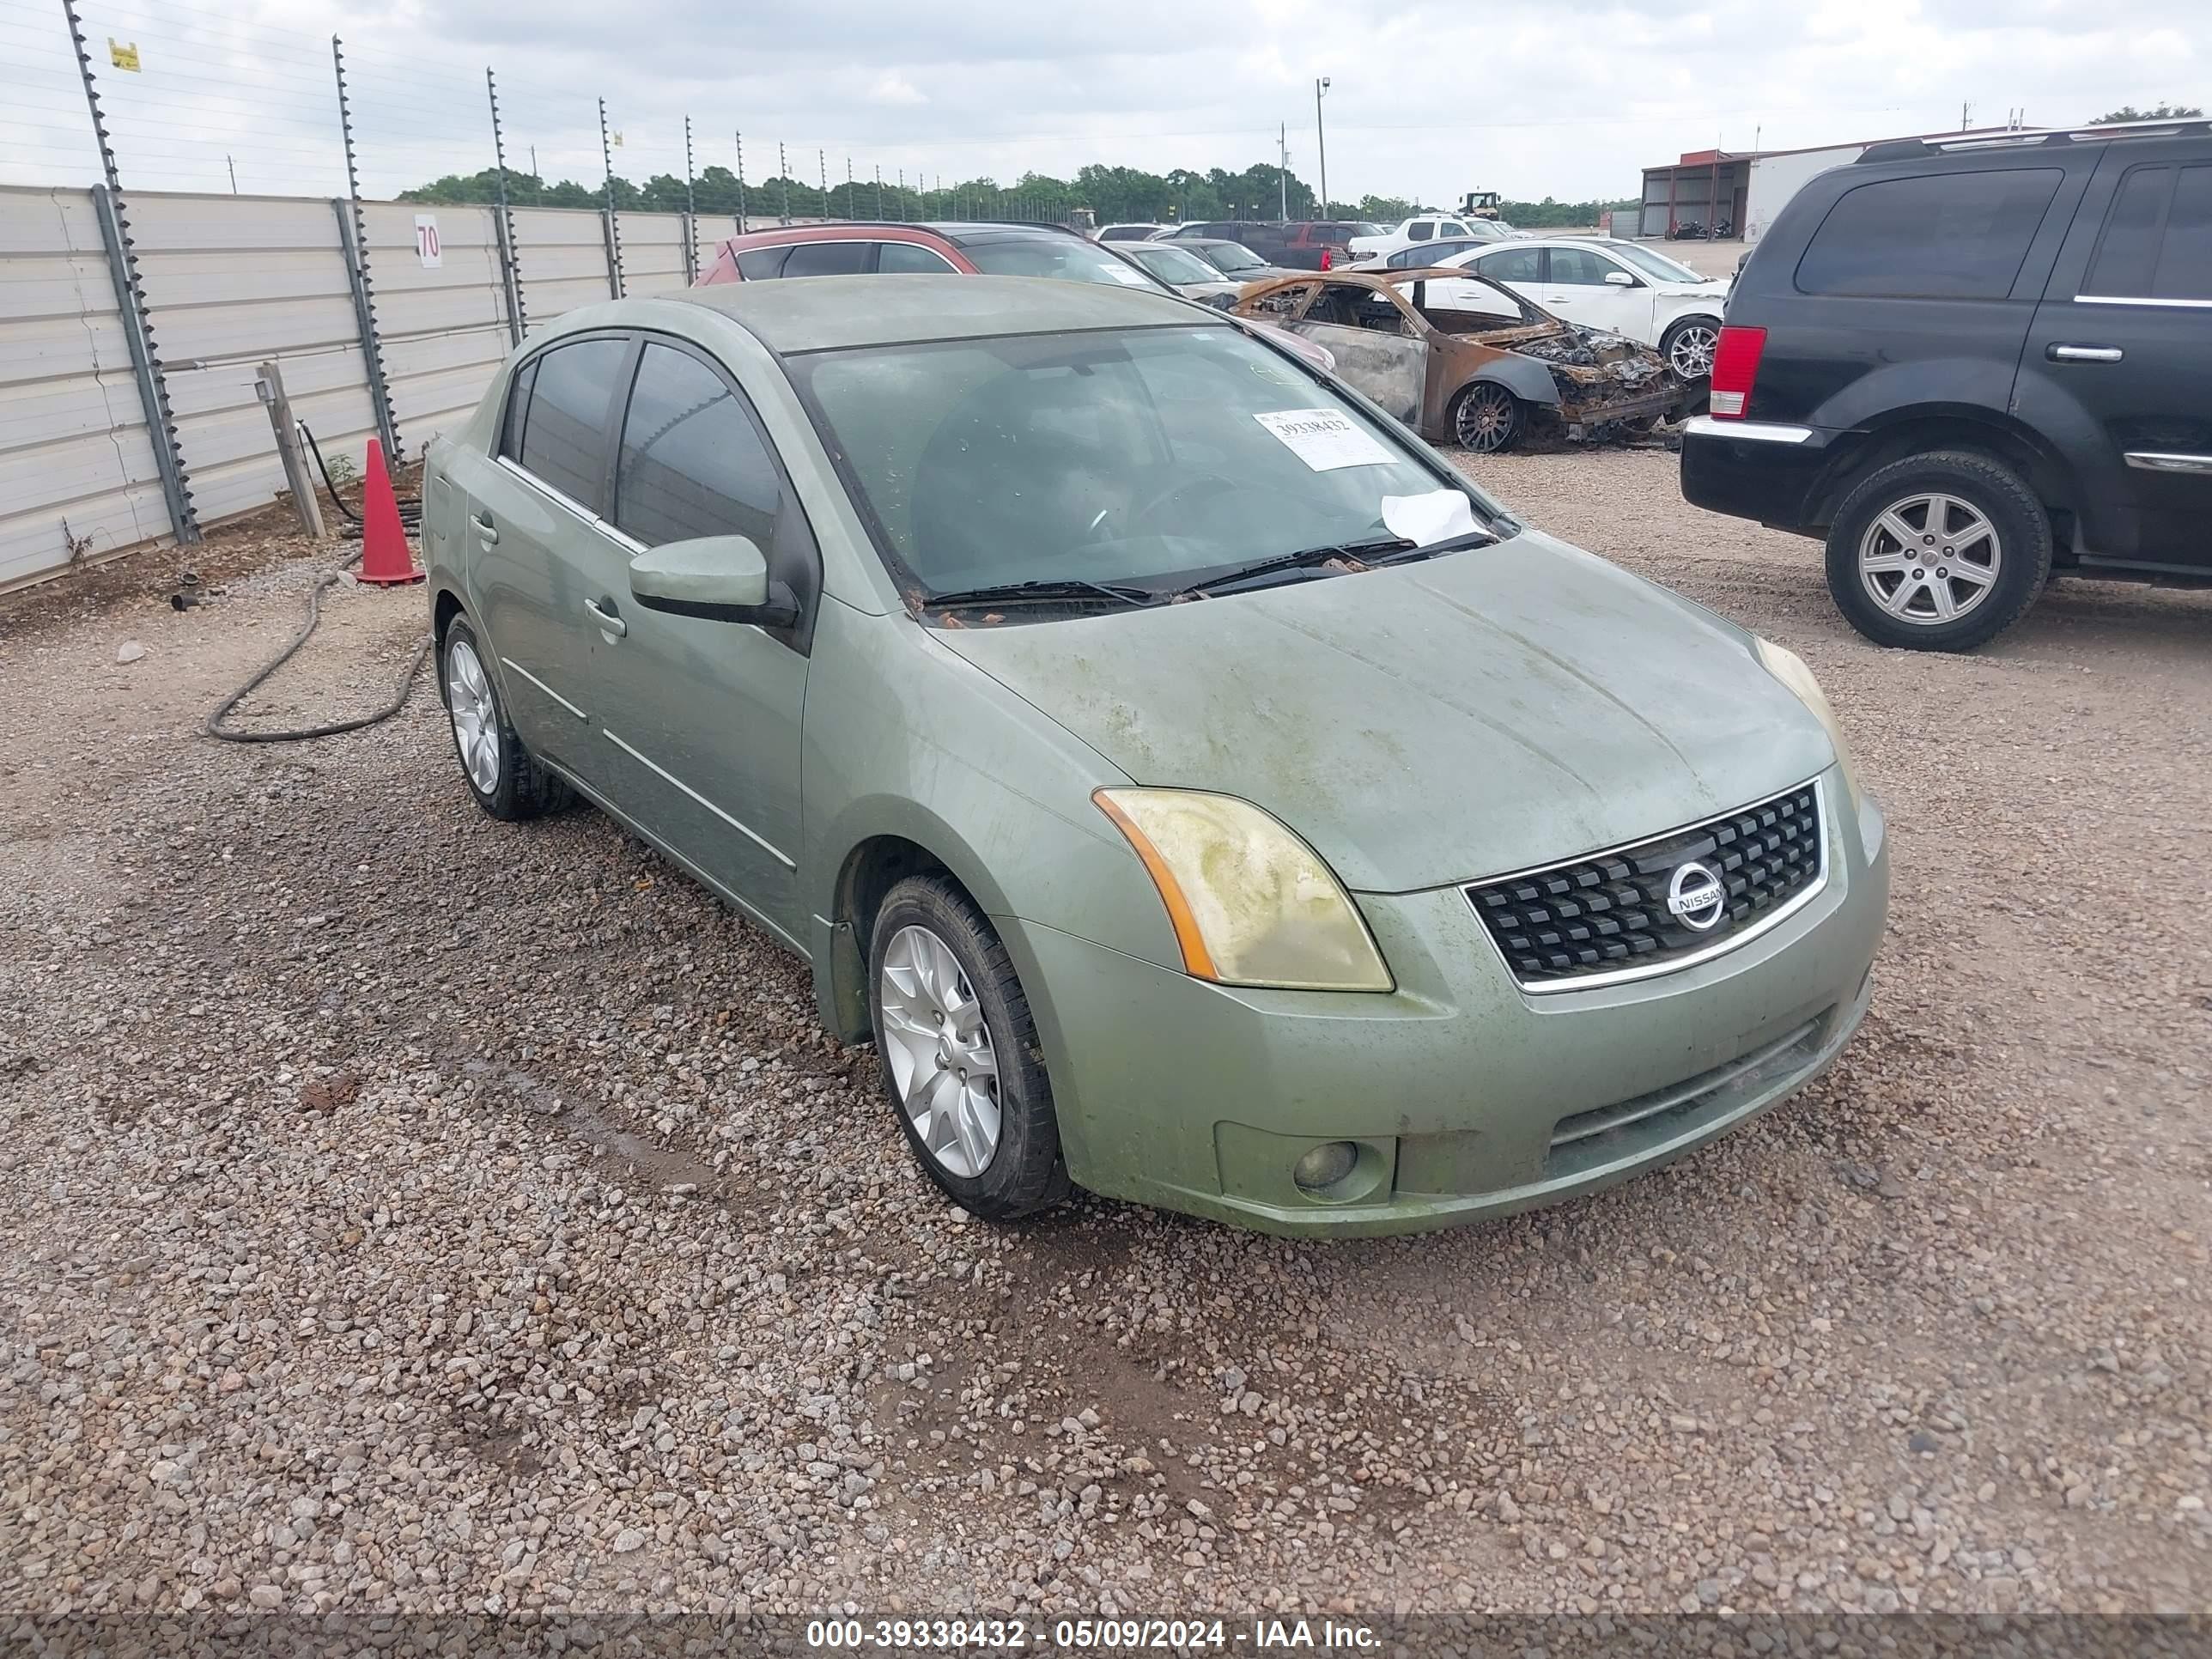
[1680,119,2211,650]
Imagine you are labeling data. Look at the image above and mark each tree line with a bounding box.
[398,159,1630,229]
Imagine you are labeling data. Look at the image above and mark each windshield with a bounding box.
[1127,243,1226,285]
[1607,242,1706,284]
[958,235,1159,289]
[793,325,1484,608]
[1198,242,1267,275]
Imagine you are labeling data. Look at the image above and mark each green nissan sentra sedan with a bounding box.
[421,275,1888,1237]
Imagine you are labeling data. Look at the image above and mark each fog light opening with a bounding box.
[1292,1140,1360,1197]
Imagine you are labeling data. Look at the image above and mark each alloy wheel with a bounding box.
[878,924,1001,1178]
[1857,493,2004,624]
[1668,322,1718,380]
[446,636,501,794]
[1455,384,1518,453]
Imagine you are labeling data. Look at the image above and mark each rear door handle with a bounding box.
[583,597,627,639]
[470,511,499,544]
[2049,343,2124,362]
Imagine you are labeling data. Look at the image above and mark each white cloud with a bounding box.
[0,0,2200,204]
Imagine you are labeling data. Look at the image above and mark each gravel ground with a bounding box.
[2,454,2208,1622]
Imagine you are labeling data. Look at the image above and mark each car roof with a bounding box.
[667,272,1205,354]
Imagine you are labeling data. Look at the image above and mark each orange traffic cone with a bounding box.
[357,438,422,586]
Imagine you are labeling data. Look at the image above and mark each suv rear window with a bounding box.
[1796,168,2062,299]
[2083,163,2212,301]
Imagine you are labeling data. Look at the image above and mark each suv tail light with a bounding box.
[1320,246,1333,270]
[1708,325,1765,418]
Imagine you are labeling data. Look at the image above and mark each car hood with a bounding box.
[935,530,1836,891]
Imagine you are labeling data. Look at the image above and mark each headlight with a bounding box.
[1092,788,1392,992]
[1756,638,1862,806]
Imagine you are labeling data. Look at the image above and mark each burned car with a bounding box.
[1232,269,1680,453]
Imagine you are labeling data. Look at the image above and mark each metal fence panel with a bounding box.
[509,206,616,328]
[622,212,691,295]
[0,185,171,588]
[360,201,510,450]
[128,191,378,526]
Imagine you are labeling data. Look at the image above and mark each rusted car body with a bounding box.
[1231,269,1681,453]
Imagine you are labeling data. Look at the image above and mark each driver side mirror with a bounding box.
[1603,270,1636,287]
[629,534,799,629]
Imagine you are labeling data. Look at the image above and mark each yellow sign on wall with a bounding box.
[107,38,141,71]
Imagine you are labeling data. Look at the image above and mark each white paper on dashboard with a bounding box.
[1252,408,1397,471]
[1379,489,1478,546]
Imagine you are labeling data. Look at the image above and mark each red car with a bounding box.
[695,220,1339,374]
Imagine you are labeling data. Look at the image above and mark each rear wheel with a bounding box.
[441,618,569,820]
[1823,451,2051,652]
[1452,381,1522,454]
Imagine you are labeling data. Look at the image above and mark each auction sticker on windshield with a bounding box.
[1253,408,1395,471]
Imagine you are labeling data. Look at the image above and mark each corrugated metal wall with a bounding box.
[0,187,714,590]
[131,191,381,528]
[510,207,617,326]
[0,185,171,587]
[362,201,513,452]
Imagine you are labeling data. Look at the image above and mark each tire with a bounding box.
[1451,381,1523,454]
[1823,451,2051,652]
[1660,314,1721,383]
[867,875,1069,1222]
[440,617,570,820]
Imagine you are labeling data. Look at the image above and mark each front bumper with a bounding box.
[1006,769,1887,1237]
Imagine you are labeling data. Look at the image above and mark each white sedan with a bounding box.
[1415,238,1731,382]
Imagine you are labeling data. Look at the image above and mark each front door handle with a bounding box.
[583,597,628,639]
[470,512,499,544]
[2049,343,2124,362]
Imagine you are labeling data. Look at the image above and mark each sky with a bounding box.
[1,0,2203,208]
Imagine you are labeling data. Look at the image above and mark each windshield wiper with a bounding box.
[1175,529,1494,599]
[924,577,1161,611]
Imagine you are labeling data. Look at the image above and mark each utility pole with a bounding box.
[1279,122,1288,220]
[778,141,790,224]
[818,149,828,219]
[1961,100,1972,131]
[1315,76,1331,218]
[226,154,237,193]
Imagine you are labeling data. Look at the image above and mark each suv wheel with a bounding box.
[1824,451,2052,652]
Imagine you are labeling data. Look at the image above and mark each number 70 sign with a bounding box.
[413,214,442,269]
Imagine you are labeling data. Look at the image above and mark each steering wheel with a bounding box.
[1117,472,1243,538]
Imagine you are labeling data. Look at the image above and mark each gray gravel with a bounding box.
[2,454,2208,1620]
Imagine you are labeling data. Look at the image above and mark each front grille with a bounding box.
[1465,782,1824,988]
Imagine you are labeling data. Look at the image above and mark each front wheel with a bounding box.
[1660,315,1720,383]
[1823,451,2052,652]
[868,876,1069,1221]
[1452,381,1522,453]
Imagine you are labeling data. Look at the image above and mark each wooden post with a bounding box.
[257,361,326,539]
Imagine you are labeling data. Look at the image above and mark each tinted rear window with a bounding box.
[734,246,791,280]
[2084,163,2212,301]
[1795,168,2062,299]
[514,337,629,513]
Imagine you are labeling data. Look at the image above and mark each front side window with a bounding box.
[1796,168,2062,298]
[791,325,1480,606]
[1547,246,1621,286]
[1442,221,1472,238]
[514,337,630,513]
[781,240,872,277]
[613,343,779,549]
[2084,163,2212,301]
[878,241,959,274]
